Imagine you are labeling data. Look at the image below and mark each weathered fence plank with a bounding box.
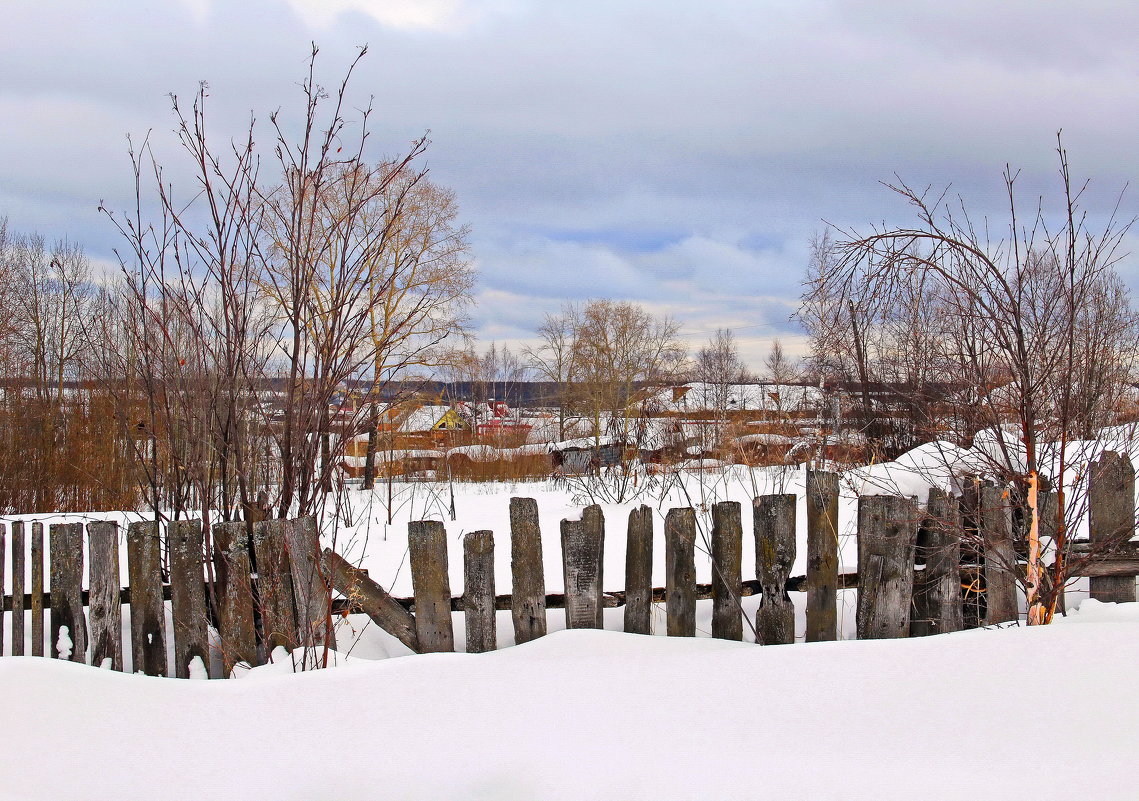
[980,486,1018,625]
[87,521,123,671]
[911,488,963,637]
[49,522,86,662]
[623,506,653,635]
[711,501,743,641]
[583,504,605,628]
[285,516,336,653]
[326,548,418,652]
[561,515,603,630]
[665,507,697,637]
[463,530,496,653]
[857,495,919,639]
[168,519,210,678]
[11,521,24,656]
[806,470,839,642]
[212,521,258,672]
[30,523,45,657]
[1089,451,1137,604]
[509,497,547,644]
[754,494,796,645]
[250,519,299,656]
[408,520,455,653]
[126,521,167,676]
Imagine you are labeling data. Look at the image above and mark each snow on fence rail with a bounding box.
[2,453,1138,676]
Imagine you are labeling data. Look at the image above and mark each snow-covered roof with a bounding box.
[398,405,455,432]
[640,383,825,414]
[523,416,595,444]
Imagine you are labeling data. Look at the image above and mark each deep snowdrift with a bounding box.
[2,601,1136,800]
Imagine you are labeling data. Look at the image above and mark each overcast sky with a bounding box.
[4,1,1139,370]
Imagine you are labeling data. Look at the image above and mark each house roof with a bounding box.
[398,404,469,432]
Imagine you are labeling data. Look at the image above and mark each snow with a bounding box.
[3,433,1132,669]
[4,437,1139,796]
[55,626,72,660]
[847,440,976,502]
[524,415,593,443]
[186,656,209,680]
[3,603,1138,799]
[398,405,455,433]
[647,382,824,413]
[547,435,623,451]
[444,444,500,461]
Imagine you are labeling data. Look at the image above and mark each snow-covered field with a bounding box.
[7,435,1131,664]
[2,601,1137,800]
[4,438,1139,797]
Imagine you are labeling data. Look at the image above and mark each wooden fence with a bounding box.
[334,454,1139,653]
[2,452,1137,675]
[0,517,332,677]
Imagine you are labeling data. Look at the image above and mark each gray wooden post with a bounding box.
[623,505,653,635]
[463,530,496,652]
[1089,451,1137,603]
[30,522,44,657]
[509,497,547,644]
[583,504,606,627]
[711,501,743,641]
[11,521,24,656]
[286,516,336,652]
[806,470,839,642]
[754,494,796,645]
[87,521,123,670]
[408,520,455,653]
[212,521,258,671]
[980,485,1018,624]
[49,522,86,662]
[856,495,919,639]
[250,519,299,656]
[561,515,603,630]
[126,520,167,676]
[911,488,963,636]
[665,507,697,637]
[169,519,210,678]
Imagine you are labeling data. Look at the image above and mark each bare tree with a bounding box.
[0,221,136,513]
[573,299,687,439]
[812,136,1139,624]
[763,339,799,385]
[100,45,475,533]
[694,328,746,416]
[525,303,581,440]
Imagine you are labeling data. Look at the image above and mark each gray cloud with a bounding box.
[4,0,1138,371]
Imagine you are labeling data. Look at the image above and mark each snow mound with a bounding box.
[3,614,1139,799]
